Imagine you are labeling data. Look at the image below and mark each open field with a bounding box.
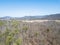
[0,20,60,45]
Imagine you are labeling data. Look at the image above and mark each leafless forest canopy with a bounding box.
[0,20,60,45]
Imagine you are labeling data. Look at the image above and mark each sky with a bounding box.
[0,0,60,17]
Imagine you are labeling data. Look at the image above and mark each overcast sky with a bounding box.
[0,0,60,17]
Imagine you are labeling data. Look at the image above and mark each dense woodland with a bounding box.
[0,20,60,45]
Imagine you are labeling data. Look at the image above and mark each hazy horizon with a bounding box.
[0,0,60,17]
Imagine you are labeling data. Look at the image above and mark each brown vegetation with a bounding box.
[0,20,60,45]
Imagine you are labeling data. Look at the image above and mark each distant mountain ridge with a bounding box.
[0,13,60,20]
[0,16,12,20]
[19,13,60,20]
[40,13,60,20]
